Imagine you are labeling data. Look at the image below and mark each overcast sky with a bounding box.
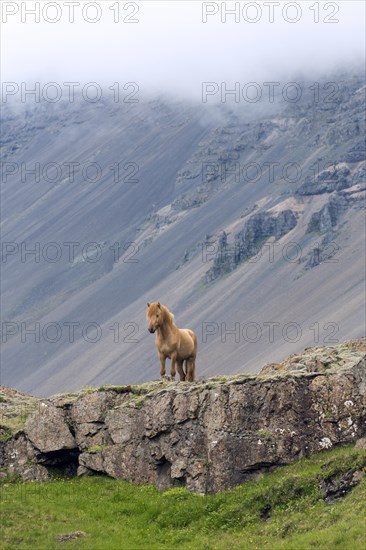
[1,1,365,100]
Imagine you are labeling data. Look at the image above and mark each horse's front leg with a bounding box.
[159,352,166,378]
[170,353,177,379]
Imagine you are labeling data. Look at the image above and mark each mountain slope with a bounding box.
[1,74,365,395]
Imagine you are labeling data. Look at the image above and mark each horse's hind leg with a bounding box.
[176,359,185,381]
[186,358,195,382]
[186,360,192,382]
[170,354,185,381]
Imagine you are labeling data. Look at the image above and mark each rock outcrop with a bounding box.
[1,339,365,493]
[205,209,297,282]
[296,163,353,195]
[306,195,348,234]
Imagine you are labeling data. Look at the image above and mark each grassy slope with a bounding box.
[1,445,365,550]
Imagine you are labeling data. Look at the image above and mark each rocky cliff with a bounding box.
[1,339,365,493]
[205,209,298,282]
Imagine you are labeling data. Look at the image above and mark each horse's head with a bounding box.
[146,302,162,333]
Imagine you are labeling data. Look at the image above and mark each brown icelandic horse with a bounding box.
[146,302,197,382]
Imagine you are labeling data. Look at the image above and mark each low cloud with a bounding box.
[1,1,365,102]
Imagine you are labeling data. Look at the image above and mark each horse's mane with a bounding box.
[160,304,175,326]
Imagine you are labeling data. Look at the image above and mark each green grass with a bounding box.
[86,445,107,454]
[0,429,13,443]
[1,445,365,549]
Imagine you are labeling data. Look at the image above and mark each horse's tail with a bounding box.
[189,329,197,354]
[187,331,197,382]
